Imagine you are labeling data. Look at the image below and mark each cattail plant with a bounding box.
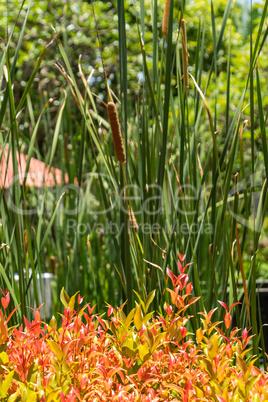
[92,2,125,163]
[107,102,125,163]
[181,19,189,89]
[162,0,171,36]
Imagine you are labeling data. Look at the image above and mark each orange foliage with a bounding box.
[0,256,267,401]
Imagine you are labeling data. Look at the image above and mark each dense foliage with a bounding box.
[0,0,267,368]
[0,255,267,401]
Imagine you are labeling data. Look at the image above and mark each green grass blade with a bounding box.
[157,0,174,190]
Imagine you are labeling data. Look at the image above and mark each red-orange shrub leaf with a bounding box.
[0,255,267,400]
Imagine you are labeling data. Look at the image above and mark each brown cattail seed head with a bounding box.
[162,0,171,36]
[107,102,125,163]
[50,256,56,275]
[181,19,189,89]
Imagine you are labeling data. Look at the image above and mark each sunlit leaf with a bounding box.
[139,343,150,362]
[60,288,70,308]
[0,351,9,365]
[68,291,80,309]
[1,370,14,398]
[134,305,143,331]
[7,391,19,402]
[125,308,135,328]
[117,308,127,324]
[196,328,203,343]
[144,290,156,313]
[47,340,63,361]
[207,334,219,360]
[49,316,58,330]
[236,354,247,378]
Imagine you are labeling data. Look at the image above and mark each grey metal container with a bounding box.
[14,270,55,318]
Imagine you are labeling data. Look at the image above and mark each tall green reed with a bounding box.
[56,0,268,362]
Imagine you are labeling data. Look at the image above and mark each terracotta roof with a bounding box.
[0,147,70,188]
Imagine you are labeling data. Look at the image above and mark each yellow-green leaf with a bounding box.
[25,388,37,402]
[142,328,153,350]
[207,333,219,360]
[209,379,221,395]
[123,334,138,350]
[125,308,135,328]
[68,291,80,309]
[196,328,203,343]
[251,394,261,402]
[200,357,214,379]
[117,309,126,324]
[246,375,261,395]
[236,378,246,399]
[139,343,150,362]
[231,395,243,402]
[60,288,70,308]
[7,391,19,402]
[1,370,14,398]
[47,340,63,361]
[151,332,166,353]
[236,355,247,378]
[49,316,58,330]
[0,351,9,365]
[194,385,204,398]
[19,382,37,402]
[144,290,156,313]
[134,305,143,331]
[122,337,138,359]
[133,290,145,313]
[46,389,61,402]
[143,311,154,324]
